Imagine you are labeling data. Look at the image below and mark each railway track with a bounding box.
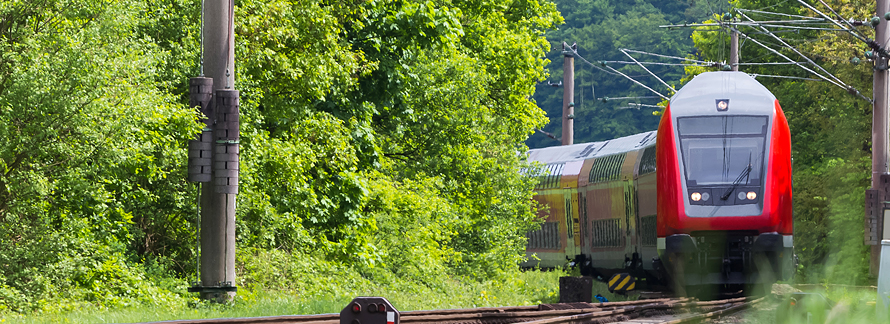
[137,296,764,324]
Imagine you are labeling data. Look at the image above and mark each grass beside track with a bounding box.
[2,269,611,324]
[731,285,881,324]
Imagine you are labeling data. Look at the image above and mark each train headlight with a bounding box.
[701,192,710,201]
[747,191,757,200]
[737,191,746,200]
[691,192,702,201]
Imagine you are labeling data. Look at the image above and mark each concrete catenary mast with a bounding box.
[730,30,740,71]
[187,0,239,302]
[562,42,576,146]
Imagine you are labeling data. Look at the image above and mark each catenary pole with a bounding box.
[877,1,890,318]
[873,0,890,277]
[200,0,237,302]
[562,42,575,146]
[730,30,740,71]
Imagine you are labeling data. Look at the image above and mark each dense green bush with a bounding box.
[0,0,561,313]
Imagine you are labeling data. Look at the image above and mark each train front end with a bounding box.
[656,72,793,294]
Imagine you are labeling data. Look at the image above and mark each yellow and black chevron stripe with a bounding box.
[607,273,635,293]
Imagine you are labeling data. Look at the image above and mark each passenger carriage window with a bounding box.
[589,153,626,183]
[534,163,565,190]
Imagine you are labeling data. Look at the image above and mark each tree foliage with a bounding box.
[0,0,201,311]
[0,0,562,312]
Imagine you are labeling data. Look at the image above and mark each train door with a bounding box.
[564,190,581,258]
[624,180,640,267]
[580,190,589,254]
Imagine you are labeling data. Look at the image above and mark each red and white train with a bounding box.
[523,72,794,295]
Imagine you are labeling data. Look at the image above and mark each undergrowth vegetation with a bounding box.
[1,266,565,323]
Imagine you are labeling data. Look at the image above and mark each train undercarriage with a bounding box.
[659,231,795,297]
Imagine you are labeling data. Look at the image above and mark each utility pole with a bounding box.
[187,0,239,302]
[562,42,576,146]
[869,0,890,277]
[730,30,740,71]
[876,1,890,318]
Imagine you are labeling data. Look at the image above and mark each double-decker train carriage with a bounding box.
[523,72,794,296]
[521,130,659,282]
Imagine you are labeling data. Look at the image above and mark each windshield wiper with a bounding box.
[721,164,752,200]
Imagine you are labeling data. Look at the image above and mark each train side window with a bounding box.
[589,153,626,183]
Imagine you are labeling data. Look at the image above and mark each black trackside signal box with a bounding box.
[340,297,400,324]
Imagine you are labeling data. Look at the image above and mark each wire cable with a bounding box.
[626,103,663,108]
[572,49,669,100]
[738,62,809,65]
[620,49,677,93]
[737,11,849,89]
[737,8,824,20]
[622,49,712,64]
[602,60,712,67]
[735,28,870,101]
[661,20,833,28]
[570,52,621,76]
[749,73,824,81]
[756,24,853,31]
[600,64,670,100]
[815,0,872,40]
[796,0,870,44]
[734,29,842,89]
[597,96,663,101]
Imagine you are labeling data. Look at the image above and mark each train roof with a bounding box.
[527,130,657,165]
[526,73,774,165]
[670,72,777,116]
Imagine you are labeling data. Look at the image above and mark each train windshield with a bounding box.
[677,116,768,186]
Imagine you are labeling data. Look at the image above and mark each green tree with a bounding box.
[0,0,199,311]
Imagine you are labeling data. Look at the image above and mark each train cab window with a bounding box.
[677,116,768,194]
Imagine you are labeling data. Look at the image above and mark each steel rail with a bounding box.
[138,297,787,324]
[660,296,765,324]
[135,299,690,324]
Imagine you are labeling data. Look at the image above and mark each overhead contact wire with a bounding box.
[815,0,872,40]
[601,64,670,100]
[621,48,676,93]
[570,50,621,77]
[796,0,870,43]
[736,8,825,20]
[572,49,669,100]
[737,11,850,89]
[602,61,711,67]
[736,29,870,101]
[734,29,842,88]
[622,49,713,64]
[749,73,824,81]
